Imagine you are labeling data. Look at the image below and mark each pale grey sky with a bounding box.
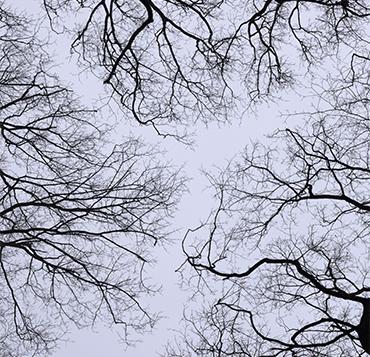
[13,1,306,356]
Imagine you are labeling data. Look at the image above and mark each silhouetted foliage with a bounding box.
[0,3,184,355]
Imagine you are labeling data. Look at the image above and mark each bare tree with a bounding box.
[38,0,370,136]
[0,3,185,356]
[12,0,370,355]
[163,58,370,356]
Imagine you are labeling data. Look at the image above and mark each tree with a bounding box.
[162,56,370,356]
[8,0,370,356]
[0,3,185,356]
[34,0,368,138]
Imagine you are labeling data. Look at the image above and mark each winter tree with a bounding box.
[3,0,370,355]
[0,3,184,355]
[164,59,370,356]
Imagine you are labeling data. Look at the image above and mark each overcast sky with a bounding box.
[14,1,307,355]
[49,108,292,356]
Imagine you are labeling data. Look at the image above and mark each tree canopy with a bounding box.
[163,39,370,357]
[0,3,184,355]
[2,0,370,356]
[40,0,370,136]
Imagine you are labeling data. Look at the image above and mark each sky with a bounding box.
[14,1,307,356]
[50,118,285,357]
[47,99,293,356]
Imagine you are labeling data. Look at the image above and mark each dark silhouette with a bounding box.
[40,0,370,139]
[357,300,370,354]
[0,4,184,356]
[163,68,370,355]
